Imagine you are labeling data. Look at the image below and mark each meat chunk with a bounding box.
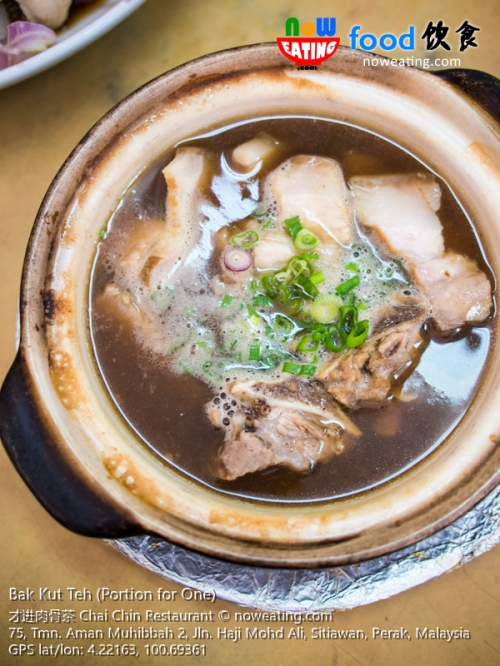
[211,378,359,480]
[232,133,279,171]
[414,253,492,331]
[114,219,164,289]
[17,0,71,29]
[318,296,429,408]
[266,155,354,245]
[138,148,211,288]
[350,173,493,332]
[350,173,444,264]
[95,283,169,353]
[251,228,296,271]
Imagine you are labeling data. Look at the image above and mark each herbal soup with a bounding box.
[90,117,494,502]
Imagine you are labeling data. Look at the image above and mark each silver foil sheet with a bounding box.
[111,483,500,611]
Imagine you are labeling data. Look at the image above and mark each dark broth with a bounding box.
[90,117,493,502]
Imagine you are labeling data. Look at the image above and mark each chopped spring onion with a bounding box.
[311,294,342,323]
[296,275,319,299]
[309,271,325,285]
[287,256,310,278]
[294,228,319,251]
[249,341,260,361]
[274,314,294,333]
[262,274,279,297]
[246,304,261,326]
[346,320,369,347]
[202,361,212,373]
[261,219,272,231]
[297,334,320,353]
[282,284,295,304]
[220,294,235,307]
[252,294,273,307]
[300,252,319,261]
[284,215,303,239]
[282,361,317,376]
[339,305,358,334]
[345,261,360,272]
[324,325,347,353]
[232,230,259,248]
[287,298,304,316]
[98,228,106,239]
[335,275,361,296]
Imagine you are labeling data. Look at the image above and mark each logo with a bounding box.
[277,18,340,67]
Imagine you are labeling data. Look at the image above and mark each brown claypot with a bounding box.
[1,45,499,567]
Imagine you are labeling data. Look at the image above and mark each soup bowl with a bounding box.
[1,45,499,566]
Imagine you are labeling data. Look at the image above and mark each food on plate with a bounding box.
[90,118,494,501]
[0,0,95,69]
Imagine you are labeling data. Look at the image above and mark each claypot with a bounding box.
[1,45,499,567]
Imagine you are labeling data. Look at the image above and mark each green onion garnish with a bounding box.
[249,341,260,361]
[202,361,212,373]
[284,215,303,239]
[339,305,358,334]
[300,252,319,261]
[346,320,369,347]
[220,294,235,307]
[311,294,342,323]
[309,271,325,285]
[299,364,317,376]
[296,275,319,299]
[345,261,360,272]
[274,314,294,333]
[294,228,319,251]
[262,275,279,297]
[232,230,259,248]
[297,334,320,353]
[335,275,361,296]
[282,361,317,376]
[252,294,273,307]
[261,219,272,231]
[98,228,106,239]
[324,325,347,353]
[287,298,304,316]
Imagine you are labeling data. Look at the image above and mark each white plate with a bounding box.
[0,0,147,90]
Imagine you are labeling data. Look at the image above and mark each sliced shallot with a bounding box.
[223,246,253,272]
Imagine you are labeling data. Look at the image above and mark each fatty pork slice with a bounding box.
[17,0,71,29]
[414,253,492,331]
[318,295,429,409]
[267,155,355,245]
[231,132,280,171]
[139,147,211,289]
[350,173,444,264]
[211,378,360,480]
[252,228,296,271]
[350,173,493,331]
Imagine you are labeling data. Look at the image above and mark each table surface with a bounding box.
[1,1,499,664]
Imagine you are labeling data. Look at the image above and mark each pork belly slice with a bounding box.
[129,147,211,289]
[414,253,492,331]
[317,295,429,409]
[17,0,71,29]
[266,155,354,245]
[232,133,279,171]
[95,283,170,353]
[350,173,444,264]
[211,378,360,480]
[350,173,492,331]
[251,228,296,271]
